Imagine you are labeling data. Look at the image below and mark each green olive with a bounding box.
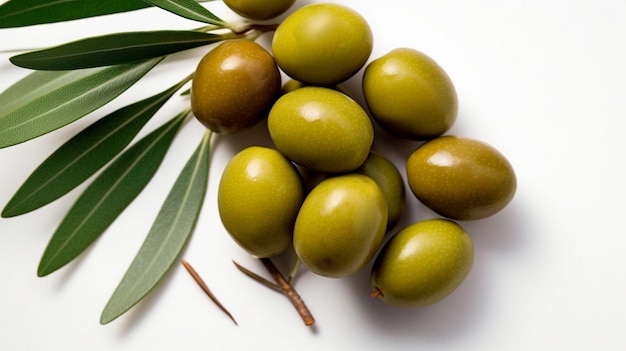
[281,79,306,95]
[371,219,474,308]
[294,174,387,278]
[268,86,374,173]
[271,3,373,86]
[406,136,516,220]
[356,152,406,231]
[280,79,356,100]
[223,0,295,20]
[191,40,281,134]
[363,48,458,140]
[218,146,304,258]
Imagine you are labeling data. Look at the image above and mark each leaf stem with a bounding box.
[287,257,301,283]
[230,23,280,35]
[177,72,194,88]
[260,258,315,327]
[182,259,238,326]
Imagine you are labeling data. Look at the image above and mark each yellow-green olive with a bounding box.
[294,174,387,278]
[371,219,474,307]
[363,48,458,140]
[272,3,373,86]
[218,146,304,257]
[268,87,374,173]
[356,152,406,231]
[406,136,516,220]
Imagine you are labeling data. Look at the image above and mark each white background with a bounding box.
[1,0,625,350]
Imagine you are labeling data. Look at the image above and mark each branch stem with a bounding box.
[260,258,315,327]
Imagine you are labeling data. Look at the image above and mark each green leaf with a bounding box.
[10,31,225,70]
[145,0,225,26]
[37,111,187,277]
[0,0,214,28]
[1,79,189,218]
[0,0,153,28]
[0,58,161,148]
[101,130,213,324]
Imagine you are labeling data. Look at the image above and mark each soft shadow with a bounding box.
[210,118,275,159]
[113,257,184,336]
[342,255,488,342]
[460,197,529,255]
[343,195,530,341]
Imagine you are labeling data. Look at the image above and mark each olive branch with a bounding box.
[0,0,279,324]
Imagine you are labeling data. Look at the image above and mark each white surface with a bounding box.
[1,0,626,350]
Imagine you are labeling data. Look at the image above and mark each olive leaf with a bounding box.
[144,0,225,26]
[0,0,152,28]
[0,0,214,28]
[0,58,161,148]
[101,130,213,324]
[37,111,187,277]
[10,31,226,70]
[1,77,190,218]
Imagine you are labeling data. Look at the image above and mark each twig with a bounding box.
[232,260,281,293]
[260,258,315,327]
[182,260,238,326]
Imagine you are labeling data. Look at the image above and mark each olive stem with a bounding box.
[287,257,301,283]
[230,23,280,35]
[182,260,238,326]
[260,258,315,327]
[370,289,384,298]
[177,72,194,89]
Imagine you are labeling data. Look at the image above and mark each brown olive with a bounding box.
[191,40,281,134]
[406,136,516,220]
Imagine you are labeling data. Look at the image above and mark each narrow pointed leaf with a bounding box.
[145,0,224,25]
[37,112,187,277]
[0,0,152,28]
[101,131,212,324]
[0,0,213,28]
[0,70,81,115]
[10,31,225,70]
[2,80,188,218]
[0,58,161,148]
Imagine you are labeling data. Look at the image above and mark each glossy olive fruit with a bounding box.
[356,152,406,231]
[371,219,474,308]
[268,87,374,173]
[281,79,306,95]
[191,40,281,134]
[406,136,516,220]
[363,48,458,140]
[294,174,388,278]
[218,146,304,258]
[272,3,373,86]
[224,0,295,20]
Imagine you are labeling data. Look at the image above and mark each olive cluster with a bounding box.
[191,2,516,308]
